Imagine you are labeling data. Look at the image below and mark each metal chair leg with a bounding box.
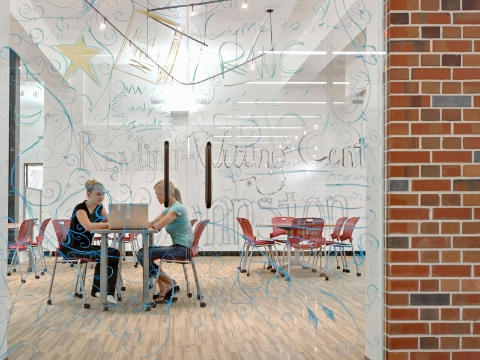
[246,245,255,276]
[47,257,58,304]
[190,258,205,307]
[16,249,25,283]
[183,264,191,297]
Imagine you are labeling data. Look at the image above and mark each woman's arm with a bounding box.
[76,209,109,231]
[151,211,178,230]
[147,212,166,229]
[101,207,109,222]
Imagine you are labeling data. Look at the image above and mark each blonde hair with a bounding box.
[154,179,183,204]
[85,179,103,192]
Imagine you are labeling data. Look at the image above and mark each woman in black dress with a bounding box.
[65,179,119,304]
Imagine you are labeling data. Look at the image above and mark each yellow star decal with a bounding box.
[55,35,102,85]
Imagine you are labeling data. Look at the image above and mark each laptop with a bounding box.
[109,203,149,230]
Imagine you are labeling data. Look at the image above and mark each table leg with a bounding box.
[100,234,107,309]
[142,233,151,311]
[287,229,291,278]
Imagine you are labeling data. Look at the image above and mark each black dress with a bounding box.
[66,201,119,296]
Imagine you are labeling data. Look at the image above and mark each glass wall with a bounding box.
[4,0,383,358]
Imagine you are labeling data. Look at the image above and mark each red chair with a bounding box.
[119,233,140,267]
[190,219,197,227]
[337,217,361,276]
[28,218,52,275]
[47,219,96,309]
[7,219,38,282]
[288,218,329,280]
[158,220,209,307]
[236,218,278,276]
[329,217,348,271]
[270,216,295,240]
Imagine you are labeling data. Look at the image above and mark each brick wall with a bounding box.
[385,0,480,359]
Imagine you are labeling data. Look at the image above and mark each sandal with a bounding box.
[153,288,178,304]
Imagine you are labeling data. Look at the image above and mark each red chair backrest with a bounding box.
[15,219,38,246]
[35,218,52,244]
[290,218,324,245]
[236,218,256,242]
[270,216,295,239]
[52,219,71,251]
[331,217,348,240]
[190,219,197,227]
[339,217,360,242]
[190,220,209,257]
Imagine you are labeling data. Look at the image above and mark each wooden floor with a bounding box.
[6,255,365,359]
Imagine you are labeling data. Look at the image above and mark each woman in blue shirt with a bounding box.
[138,179,194,303]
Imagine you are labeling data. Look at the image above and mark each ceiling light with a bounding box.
[236,127,303,129]
[332,82,350,85]
[242,0,248,9]
[237,101,327,104]
[100,18,106,30]
[258,51,326,55]
[246,81,326,85]
[190,5,195,16]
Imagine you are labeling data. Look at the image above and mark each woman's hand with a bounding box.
[147,222,155,230]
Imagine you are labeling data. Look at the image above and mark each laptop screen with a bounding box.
[109,203,149,230]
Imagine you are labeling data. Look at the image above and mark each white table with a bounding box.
[256,223,335,278]
[92,228,157,311]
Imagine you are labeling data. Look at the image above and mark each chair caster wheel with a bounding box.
[41,272,44,276]
[134,264,138,268]
[21,280,26,283]
[247,273,250,277]
[200,302,206,308]
[13,269,16,273]
[47,300,52,305]
[343,269,346,272]
[148,284,153,289]
[271,269,276,272]
[144,305,151,311]
[150,302,156,308]
[153,293,160,300]
[280,273,285,277]
[121,287,125,291]
[118,297,122,302]
[325,277,329,281]
[346,269,350,273]
[312,269,317,273]
[7,273,11,276]
[197,295,203,300]
[357,273,361,276]
[27,268,32,272]
[75,293,83,299]
[187,293,192,297]
[337,266,340,269]
[84,304,90,309]
[266,265,272,269]
[240,270,246,273]
[103,305,109,311]
[35,276,40,279]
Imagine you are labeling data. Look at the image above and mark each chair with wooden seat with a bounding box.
[7,218,38,283]
[28,218,52,276]
[332,217,361,276]
[288,218,329,280]
[236,217,278,276]
[47,219,96,309]
[157,220,209,307]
